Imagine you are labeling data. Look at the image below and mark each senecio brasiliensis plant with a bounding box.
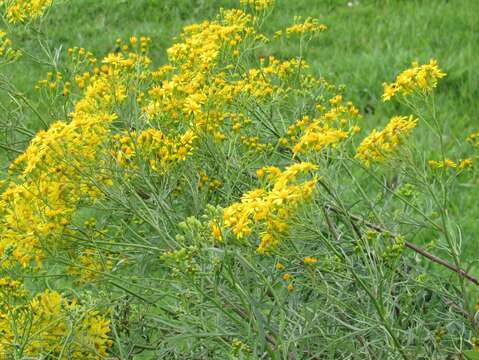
[0,0,478,359]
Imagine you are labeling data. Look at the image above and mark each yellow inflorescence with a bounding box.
[166,8,254,71]
[303,256,318,264]
[35,71,72,96]
[0,29,21,62]
[428,158,473,170]
[0,4,334,342]
[143,8,257,132]
[467,132,479,147]
[240,0,274,11]
[382,59,446,101]
[0,92,116,267]
[283,95,360,155]
[199,171,223,191]
[0,39,163,269]
[223,162,318,254]
[2,0,53,23]
[0,57,130,267]
[67,248,114,283]
[355,115,418,166]
[142,9,319,153]
[0,279,111,358]
[112,128,196,174]
[293,124,349,155]
[284,17,327,36]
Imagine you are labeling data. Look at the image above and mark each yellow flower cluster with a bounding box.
[1,0,318,270]
[428,158,473,170]
[68,46,97,65]
[321,95,360,120]
[355,115,417,166]
[0,67,123,268]
[117,35,151,54]
[223,163,317,254]
[67,248,114,283]
[230,113,253,132]
[280,17,327,37]
[259,55,310,79]
[166,8,253,71]
[0,39,159,269]
[0,2,388,355]
[0,278,111,358]
[382,59,446,101]
[112,128,196,174]
[467,132,479,147]
[199,171,223,191]
[1,0,52,23]
[143,10,316,148]
[36,71,71,96]
[143,9,259,136]
[279,115,312,146]
[240,0,274,11]
[281,95,360,154]
[303,256,318,264]
[240,135,274,152]
[293,124,349,155]
[0,29,20,63]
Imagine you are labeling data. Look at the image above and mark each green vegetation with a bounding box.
[4,0,478,252]
[1,0,478,358]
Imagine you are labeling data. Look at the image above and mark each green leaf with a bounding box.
[464,350,479,360]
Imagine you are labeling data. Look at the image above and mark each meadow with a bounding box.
[0,0,478,358]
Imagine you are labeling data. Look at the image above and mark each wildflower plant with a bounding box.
[1,0,53,23]
[0,1,478,359]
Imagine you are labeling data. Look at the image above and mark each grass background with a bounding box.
[2,0,478,257]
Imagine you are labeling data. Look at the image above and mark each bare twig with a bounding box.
[326,205,479,287]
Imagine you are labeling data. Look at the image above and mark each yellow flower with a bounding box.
[222,163,317,253]
[0,280,112,358]
[459,158,473,169]
[355,115,417,166]
[284,17,327,36]
[303,256,318,264]
[4,0,53,23]
[467,132,479,147]
[210,222,223,241]
[382,59,446,101]
[293,124,348,155]
[256,168,266,178]
[0,30,21,63]
[0,41,158,268]
[428,159,456,169]
[113,128,196,174]
[240,0,274,11]
[428,158,472,170]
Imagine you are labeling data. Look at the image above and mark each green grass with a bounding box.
[2,0,478,253]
